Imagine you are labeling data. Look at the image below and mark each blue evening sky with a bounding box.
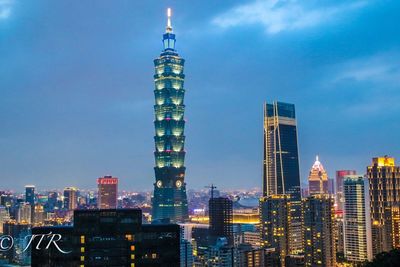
[1,0,399,191]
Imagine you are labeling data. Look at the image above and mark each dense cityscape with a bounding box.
[1,4,400,267]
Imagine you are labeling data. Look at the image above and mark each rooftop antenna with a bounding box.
[166,8,173,33]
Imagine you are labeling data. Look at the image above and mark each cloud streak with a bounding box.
[212,0,368,34]
[334,52,400,85]
[0,0,13,20]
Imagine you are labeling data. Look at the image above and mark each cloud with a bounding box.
[0,0,13,20]
[212,0,368,34]
[334,52,400,85]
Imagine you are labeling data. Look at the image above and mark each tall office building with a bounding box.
[303,194,336,267]
[308,156,329,195]
[152,8,189,223]
[63,187,78,210]
[367,156,400,255]
[343,175,372,262]
[97,175,118,209]
[259,195,289,266]
[263,101,301,198]
[262,101,302,254]
[25,185,35,206]
[209,197,233,246]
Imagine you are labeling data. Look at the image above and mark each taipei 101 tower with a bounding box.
[151,8,189,223]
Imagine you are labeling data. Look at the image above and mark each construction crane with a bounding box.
[205,184,217,199]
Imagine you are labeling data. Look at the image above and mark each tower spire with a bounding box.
[166,8,173,33]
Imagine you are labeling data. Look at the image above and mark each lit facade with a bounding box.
[31,209,181,267]
[263,101,301,198]
[63,187,78,210]
[97,175,118,209]
[308,156,329,196]
[343,175,372,262]
[367,156,400,255]
[303,194,336,267]
[262,101,303,254]
[152,8,188,223]
[259,195,289,266]
[334,170,356,256]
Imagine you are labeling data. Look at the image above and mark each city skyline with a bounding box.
[1,1,400,190]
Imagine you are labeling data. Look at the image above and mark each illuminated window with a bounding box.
[131,264,135,267]
[152,253,157,259]
[80,236,85,244]
[80,256,85,261]
[131,254,135,260]
[130,245,135,251]
[125,234,134,241]
[80,247,85,253]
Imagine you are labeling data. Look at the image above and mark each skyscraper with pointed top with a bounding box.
[308,155,329,195]
[151,8,189,223]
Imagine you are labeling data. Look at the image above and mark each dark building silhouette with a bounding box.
[209,197,233,246]
[31,209,180,267]
[25,185,35,206]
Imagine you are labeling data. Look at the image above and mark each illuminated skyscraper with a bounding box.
[367,156,400,255]
[263,101,300,198]
[97,176,118,209]
[152,8,188,223]
[63,187,78,210]
[308,156,329,195]
[303,194,336,267]
[343,175,372,262]
[262,101,302,254]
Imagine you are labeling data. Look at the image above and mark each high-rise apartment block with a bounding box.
[343,175,372,262]
[260,195,289,266]
[367,156,400,255]
[303,194,336,267]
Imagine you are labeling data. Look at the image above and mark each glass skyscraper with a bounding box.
[263,101,301,198]
[262,101,302,254]
[151,9,188,223]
